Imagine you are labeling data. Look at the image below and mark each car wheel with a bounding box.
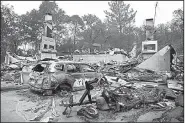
[85,106,98,118]
[43,90,53,96]
[134,102,141,109]
[77,106,98,119]
[58,83,72,92]
[57,84,72,97]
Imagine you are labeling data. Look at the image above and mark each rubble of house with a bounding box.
[1,45,184,122]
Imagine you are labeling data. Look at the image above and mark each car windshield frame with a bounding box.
[54,63,65,71]
[80,63,96,73]
[65,63,82,73]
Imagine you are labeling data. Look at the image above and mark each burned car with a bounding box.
[28,61,105,95]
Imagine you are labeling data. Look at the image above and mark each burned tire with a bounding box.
[43,90,53,96]
[77,106,98,119]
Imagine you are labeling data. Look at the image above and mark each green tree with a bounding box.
[155,23,171,50]
[170,8,184,54]
[1,4,21,62]
[104,1,137,34]
[19,9,42,53]
[104,1,137,51]
[19,1,68,54]
[154,8,183,55]
[56,38,73,55]
[67,15,84,52]
[172,8,183,32]
[38,1,69,45]
[82,14,107,52]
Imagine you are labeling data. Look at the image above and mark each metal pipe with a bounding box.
[70,101,96,107]
[153,2,158,28]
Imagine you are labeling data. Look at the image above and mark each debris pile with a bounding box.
[77,105,99,119]
[172,55,184,81]
[1,69,21,84]
[1,45,184,122]
[95,59,139,77]
[95,85,168,113]
[117,67,164,82]
[151,95,184,122]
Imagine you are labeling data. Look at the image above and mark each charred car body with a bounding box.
[28,61,105,95]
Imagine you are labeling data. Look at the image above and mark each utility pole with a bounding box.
[153,1,158,39]
[153,2,158,28]
[73,22,77,54]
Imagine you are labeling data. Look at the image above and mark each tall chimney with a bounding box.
[145,18,154,40]
[44,13,53,38]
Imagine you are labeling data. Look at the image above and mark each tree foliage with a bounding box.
[104,1,137,34]
[172,8,183,32]
[155,9,184,55]
[65,15,84,51]
[104,1,137,51]
[1,2,184,63]
[1,4,21,61]
[82,14,106,44]
[38,1,68,45]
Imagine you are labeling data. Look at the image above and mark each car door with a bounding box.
[65,63,86,89]
[80,64,98,81]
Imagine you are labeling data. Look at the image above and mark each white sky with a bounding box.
[2,1,183,27]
